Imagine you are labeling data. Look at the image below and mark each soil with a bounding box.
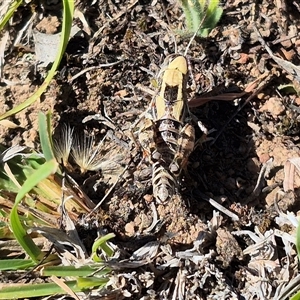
[1,0,300,299]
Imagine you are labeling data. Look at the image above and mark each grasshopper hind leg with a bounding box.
[169,123,195,177]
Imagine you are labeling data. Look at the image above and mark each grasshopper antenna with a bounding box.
[184,9,209,57]
[173,31,178,54]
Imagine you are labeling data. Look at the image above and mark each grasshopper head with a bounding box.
[162,56,188,87]
[168,56,188,75]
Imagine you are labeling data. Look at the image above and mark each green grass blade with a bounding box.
[92,233,115,262]
[9,159,59,262]
[0,281,79,299]
[42,265,97,277]
[0,166,20,192]
[296,218,300,261]
[0,0,75,120]
[0,259,35,270]
[0,0,23,30]
[38,112,55,161]
[77,277,109,289]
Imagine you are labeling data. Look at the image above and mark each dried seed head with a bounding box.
[53,124,74,166]
[71,133,104,173]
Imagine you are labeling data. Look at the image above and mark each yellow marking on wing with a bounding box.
[156,56,188,120]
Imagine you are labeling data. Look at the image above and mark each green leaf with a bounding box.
[92,233,115,262]
[200,6,223,37]
[0,259,35,270]
[296,219,300,261]
[0,281,79,299]
[178,0,223,37]
[77,277,109,289]
[38,112,55,161]
[42,265,98,277]
[291,291,300,300]
[9,159,58,262]
[180,0,194,30]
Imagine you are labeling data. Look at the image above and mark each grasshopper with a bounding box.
[152,55,195,175]
[136,55,196,203]
[131,8,215,203]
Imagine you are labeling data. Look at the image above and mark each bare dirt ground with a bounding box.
[1,0,300,299]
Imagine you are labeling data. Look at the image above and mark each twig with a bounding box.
[69,59,124,83]
[254,25,300,82]
[144,202,162,233]
[13,12,36,48]
[195,190,239,221]
[252,157,274,196]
